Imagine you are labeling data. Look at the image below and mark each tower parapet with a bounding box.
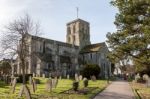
[66,18,91,49]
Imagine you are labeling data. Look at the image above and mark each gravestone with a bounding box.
[52,77,58,88]
[54,77,58,88]
[32,73,35,77]
[79,75,83,81]
[135,73,141,83]
[11,77,17,94]
[42,74,45,78]
[45,79,52,92]
[91,75,96,81]
[33,78,37,91]
[67,74,70,79]
[75,74,79,81]
[29,76,36,93]
[83,79,88,88]
[49,73,51,78]
[143,74,149,81]
[29,76,33,85]
[59,76,62,80]
[143,74,150,87]
[83,77,87,81]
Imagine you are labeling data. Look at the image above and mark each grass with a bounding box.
[0,78,108,99]
[130,81,150,99]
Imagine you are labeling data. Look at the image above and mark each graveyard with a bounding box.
[0,0,150,99]
[130,74,150,99]
[131,82,150,99]
[0,76,108,99]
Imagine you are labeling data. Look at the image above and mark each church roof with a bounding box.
[67,18,89,25]
[30,35,79,49]
[80,42,106,54]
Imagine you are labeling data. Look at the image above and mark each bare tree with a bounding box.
[1,14,41,99]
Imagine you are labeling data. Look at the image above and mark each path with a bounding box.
[94,80,135,99]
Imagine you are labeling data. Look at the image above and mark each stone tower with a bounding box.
[66,18,91,48]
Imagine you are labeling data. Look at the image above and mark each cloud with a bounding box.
[0,0,29,26]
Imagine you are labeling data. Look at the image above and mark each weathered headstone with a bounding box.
[79,75,83,81]
[83,79,88,88]
[143,74,149,81]
[143,74,150,87]
[49,73,51,78]
[83,77,87,81]
[52,77,58,88]
[46,79,52,92]
[29,76,33,85]
[135,73,141,83]
[11,77,17,94]
[33,73,35,77]
[33,78,37,91]
[72,81,79,91]
[91,75,96,81]
[59,76,62,80]
[29,76,36,93]
[42,74,45,78]
[67,74,70,79]
[75,73,79,81]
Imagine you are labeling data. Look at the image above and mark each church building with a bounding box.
[17,18,111,78]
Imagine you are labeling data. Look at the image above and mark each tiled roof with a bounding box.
[80,42,106,54]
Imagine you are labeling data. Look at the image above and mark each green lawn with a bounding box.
[0,78,108,99]
[131,82,150,99]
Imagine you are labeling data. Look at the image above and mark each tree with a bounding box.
[1,14,41,99]
[81,64,100,78]
[107,0,150,72]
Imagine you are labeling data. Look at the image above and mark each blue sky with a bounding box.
[0,0,118,44]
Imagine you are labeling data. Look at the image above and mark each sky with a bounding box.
[0,0,118,44]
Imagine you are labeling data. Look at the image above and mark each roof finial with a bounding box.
[76,7,79,19]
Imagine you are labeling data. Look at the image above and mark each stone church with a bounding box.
[17,18,111,78]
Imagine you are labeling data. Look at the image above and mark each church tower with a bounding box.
[66,19,91,48]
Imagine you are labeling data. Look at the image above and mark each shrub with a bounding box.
[72,81,79,91]
[81,64,100,79]
[33,78,40,84]
[83,79,88,87]
[15,74,32,83]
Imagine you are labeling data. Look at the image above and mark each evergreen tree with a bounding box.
[107,0,150,72]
